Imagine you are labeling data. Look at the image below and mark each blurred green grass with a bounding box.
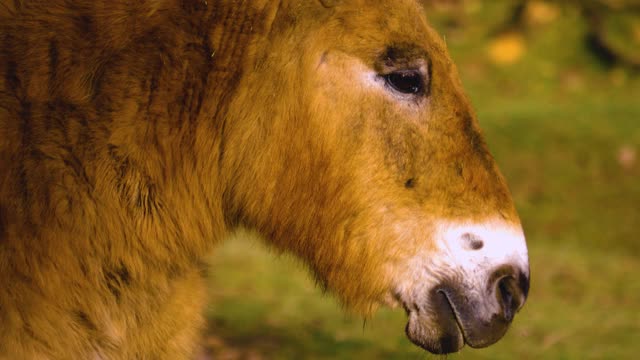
[205,2,640,359]
[206,237,639,359]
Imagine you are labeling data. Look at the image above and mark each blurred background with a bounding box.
[204,1,640,358]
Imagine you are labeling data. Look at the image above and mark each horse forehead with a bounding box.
[325,1,446,59]
[338,0,424,12]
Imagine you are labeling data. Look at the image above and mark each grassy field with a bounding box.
[204,3,640,359]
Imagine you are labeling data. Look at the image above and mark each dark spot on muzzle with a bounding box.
[461,232,484,250]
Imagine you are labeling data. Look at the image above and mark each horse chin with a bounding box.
[404,292,465,354]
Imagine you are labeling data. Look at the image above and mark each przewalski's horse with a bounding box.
[0,0,529,358]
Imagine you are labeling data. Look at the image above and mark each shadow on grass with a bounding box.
[203,317,400,360]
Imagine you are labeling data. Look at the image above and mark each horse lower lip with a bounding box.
[435,289,510,349]
[403,292,465,354]
[436,290,466,344]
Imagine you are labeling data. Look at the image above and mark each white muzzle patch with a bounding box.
[396,219,529,294]
[394,218,530,320]
[395,219,530,353]
[437,220,529,281]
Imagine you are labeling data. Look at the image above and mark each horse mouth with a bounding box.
[403,281,518,354]
[436,289,468,345]
[404,290,465,354]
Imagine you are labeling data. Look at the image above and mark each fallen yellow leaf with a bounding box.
[526,1,559,25]
[487,32,526,65]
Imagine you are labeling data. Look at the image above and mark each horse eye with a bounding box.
[384,71,424,95]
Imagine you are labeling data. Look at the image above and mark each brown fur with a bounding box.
[0,0,519,358]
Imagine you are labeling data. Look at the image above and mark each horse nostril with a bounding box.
[493,268,529,322]
[497,277,517,322]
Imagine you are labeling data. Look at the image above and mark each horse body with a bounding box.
[0,1,529,358]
